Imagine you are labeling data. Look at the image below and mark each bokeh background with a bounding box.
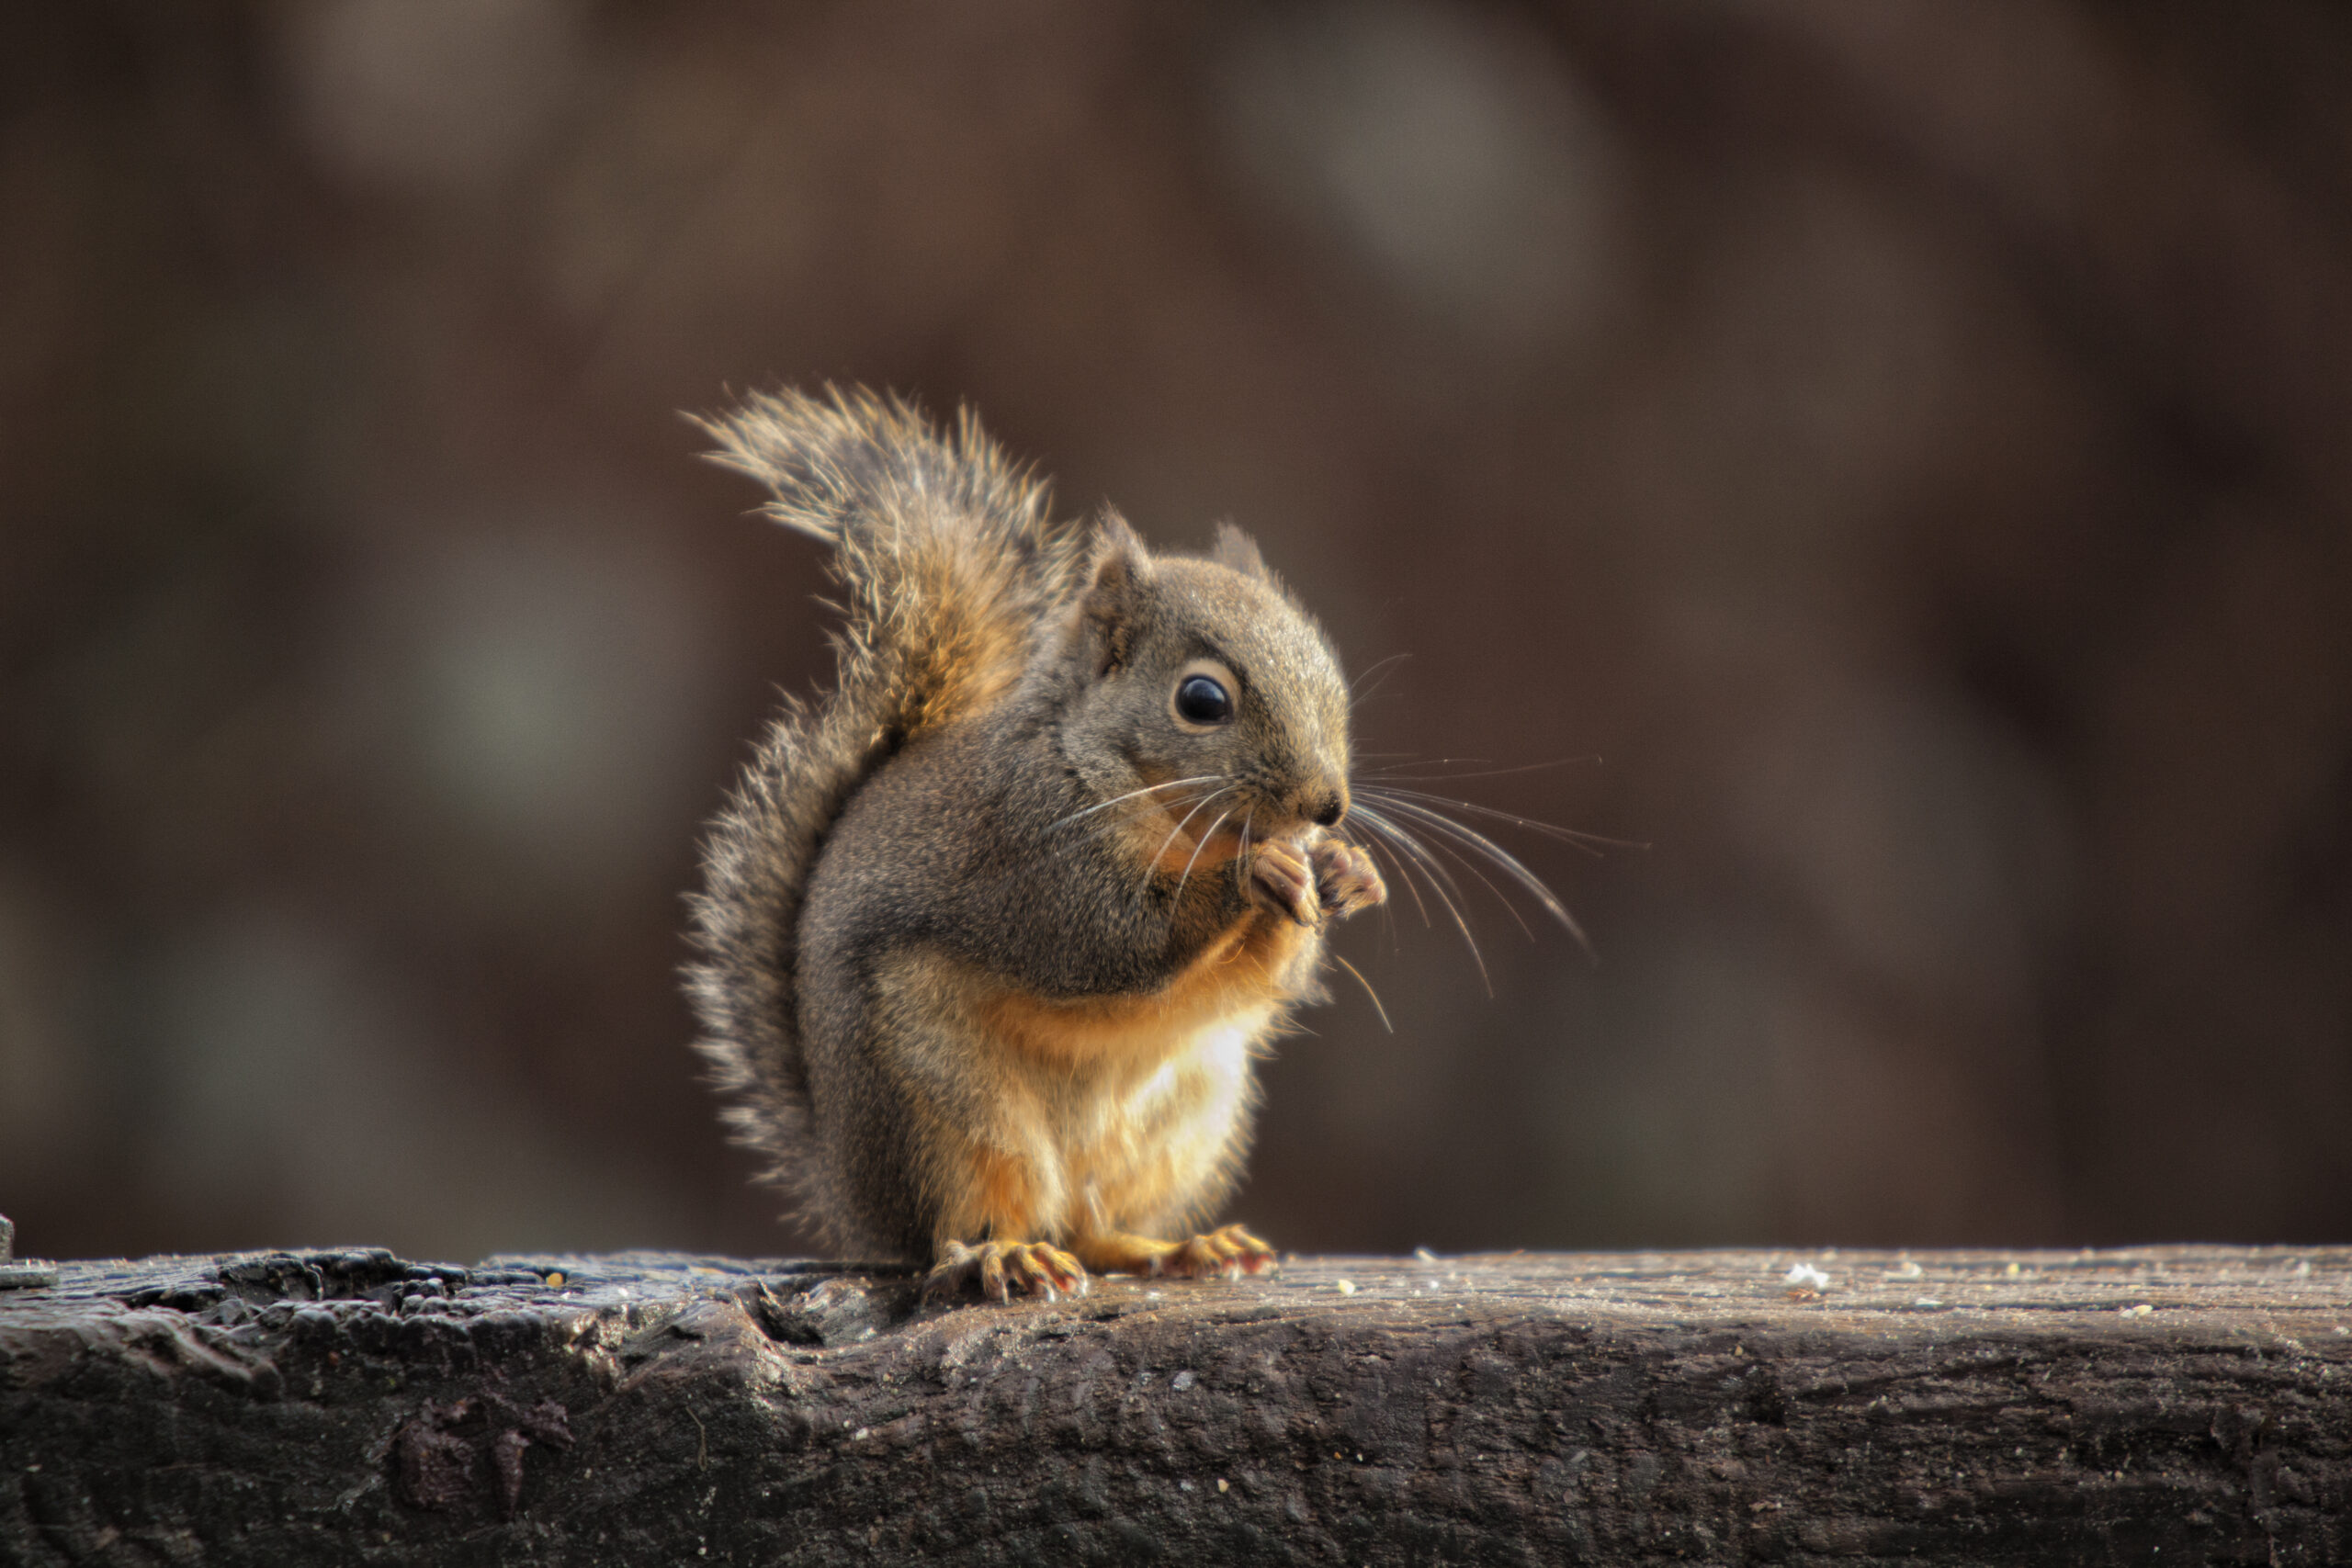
[6,1,2349,1265]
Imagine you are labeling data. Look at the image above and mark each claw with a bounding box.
[925,1239,1090,1305]
[979,1248,1007,1303]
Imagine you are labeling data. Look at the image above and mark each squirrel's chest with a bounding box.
[978,912,1306,1222]
[979,908,1313,1068]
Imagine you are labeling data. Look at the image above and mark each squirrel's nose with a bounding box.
[1311,790,1346,828]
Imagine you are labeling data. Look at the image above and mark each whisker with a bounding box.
[1381,809,1538,945]
[1347,652,1412,710]
[1172,807,1236,903]
[1356,757,1598,785]
[1354,806,1477,930]
[1356,783,1639,856]
[1138,786,1236,899]
[1050,774,1226,831]
[1053,789,1217,867]
[1057,786,1213,839]
[1329,951,1393,1033]
[1358,795,1589,953]
[1359,756,1490,775]
[1351,805,1491,995]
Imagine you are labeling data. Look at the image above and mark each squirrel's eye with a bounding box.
[1173,674,1232,726]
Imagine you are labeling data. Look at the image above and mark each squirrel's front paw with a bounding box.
[1248,839,1321,926]
[1310,837,1385,921]
[923,1239,1089,1305]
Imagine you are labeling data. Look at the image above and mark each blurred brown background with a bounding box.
[5,1,2349,1266]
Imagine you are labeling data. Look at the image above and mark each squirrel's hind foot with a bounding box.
[1074,1224,1277,1281]
[924,1239,1090,1305]
[1157,1224,1277,1280]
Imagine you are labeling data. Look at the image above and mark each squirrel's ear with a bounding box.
[1209,521,1272,581]
[1080,512,1149,675]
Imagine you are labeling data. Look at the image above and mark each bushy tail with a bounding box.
[681,388,1082,1235]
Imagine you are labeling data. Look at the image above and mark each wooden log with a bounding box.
[3,1246,2348,1564]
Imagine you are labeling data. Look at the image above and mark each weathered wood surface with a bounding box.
[3,1246,2348,1565]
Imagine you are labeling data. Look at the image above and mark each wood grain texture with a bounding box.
[4,1247,2349,1564]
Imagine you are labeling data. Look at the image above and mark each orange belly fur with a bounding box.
[922,905,1308,1252]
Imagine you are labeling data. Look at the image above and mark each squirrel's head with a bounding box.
[1056,514,1352,841]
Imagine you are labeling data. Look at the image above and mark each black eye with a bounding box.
[1174,674,1232,726]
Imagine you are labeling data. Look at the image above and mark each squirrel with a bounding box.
[683,387,1386,1302]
